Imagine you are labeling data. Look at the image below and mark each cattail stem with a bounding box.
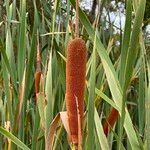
[75,0,79,37]
[103,108,118,136]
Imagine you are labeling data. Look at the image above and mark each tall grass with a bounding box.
[0,0,149,149]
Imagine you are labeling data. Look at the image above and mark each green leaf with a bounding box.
[138,60,145,134]
[17,0,26,83]
[94,108,109,150]
[0,127,30,150]
[146,59,150,149]
[45,51,53,137]
[119,0,132,85]
[86,30,96,150]
[0,39,17,93]
[122,0,146,92]
[95,88,119,111]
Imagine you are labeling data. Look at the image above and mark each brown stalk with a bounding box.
[75,0,79,38]
[35,35,41,102]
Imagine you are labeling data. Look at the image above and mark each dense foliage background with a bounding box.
[0,0,150,149]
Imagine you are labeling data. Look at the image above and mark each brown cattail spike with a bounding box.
[35,38,41,104]
[103,108,118,136]
[66,38,87,145]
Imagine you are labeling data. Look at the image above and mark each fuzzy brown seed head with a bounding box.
[66,38,87,144]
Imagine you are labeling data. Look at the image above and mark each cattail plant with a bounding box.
[66,0,87,148]
[66,38,87,144]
